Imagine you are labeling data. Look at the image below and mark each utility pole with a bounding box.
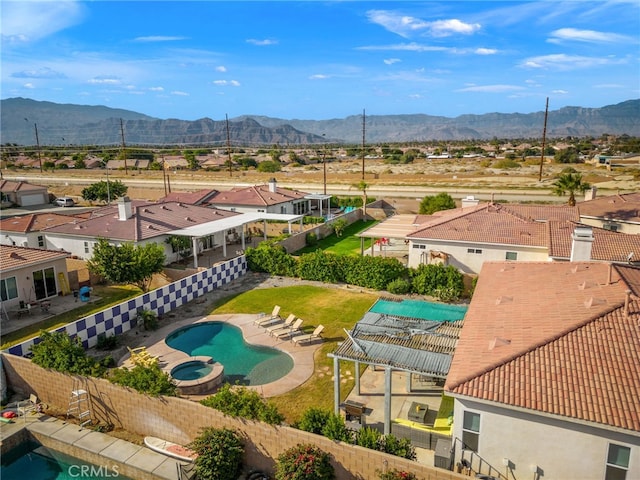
[361,109,366,180]
[538,97,549,182]
[34,123,42,173]
[226,114,232,177]
[120,118,128,175]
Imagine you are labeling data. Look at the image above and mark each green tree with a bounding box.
[165,235,192,261]
[257,160,281,172]
[352,180,369,217]
[109,364,177,396]
[189,428,244,480]
[87,239,165,292]
[332,218,347,237]
[275,444,335,480]
[30,330,106,377]
[552,172,591,206]
[554,147,580,164]
[81,180,128,204]
[419,192,456,215]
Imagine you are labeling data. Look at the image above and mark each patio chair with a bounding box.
[274,318,303,340]
[254,305,281,326]
[127,346,158,367]
[265,314,296,335]
[18,394,39,418]
[292,325,325,345]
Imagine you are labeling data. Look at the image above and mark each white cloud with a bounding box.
[359,42,450,53]
[552,89,568,94]
[457,84,525,93]
[246,38,278,46]
[11,67,66,79]
[1,1,85,44]
[475,48,497,55]
[133,36,187,42]
[216,66,227,73]
[548,28,631,44]
[384,58,401,65]
[212,80,240,86]
[520,54,625,70]
[23,83,35,89]
[149,86,164,92]
[367,10,480,38]
[309,74,330,80]
[171,91,189,96]
[88,76,121,85]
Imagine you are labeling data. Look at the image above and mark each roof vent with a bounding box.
[495,296,513,305]
[185,216,194,222]
[489,337,511,350]
[584,297,606,308]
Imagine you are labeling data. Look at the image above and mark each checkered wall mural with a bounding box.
[6,256,247,357]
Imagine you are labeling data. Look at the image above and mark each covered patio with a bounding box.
[169,212,305,268]
[329,311,463,435]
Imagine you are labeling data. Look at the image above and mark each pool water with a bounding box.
[1,441,131,480]
[165,322,293,385]
[171,360,213,381]
[370,298,467,321]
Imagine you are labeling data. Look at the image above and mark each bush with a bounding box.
[410,264,464,301]
[245,243,298,276]
[377,469,418,480]
[108,364,177,396]
[380,434,416,460]
[296,408,351,442]
[306,232,319,246]
[30,330,106,377]
[386,278,411,295]
[189,427,244,480]
[96,333,118,350]
[297,251,343,283]
[200,383,284,425]
[275,444,335,480]
[354,426,382,450]
[136,309,158,331]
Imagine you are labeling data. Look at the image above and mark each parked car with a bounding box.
[54,197,75,207]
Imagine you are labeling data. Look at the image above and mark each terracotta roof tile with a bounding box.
[578,192,640,223]
[0,245,70,272]
[446,261,640,432]
[211,184,309,207]
[0,213,79,233]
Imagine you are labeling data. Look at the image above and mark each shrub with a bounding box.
[297,251,343,283]
[386,278,411,295]
[380,434,416,460]
[108,364,177,396]
[296,407,330,435]
[245,243,298,277]
[342,256,405,290]
[200,383,284,425]
[136,309,158,331]
[189,427,244,480]
[322,412,352,442]
[30,330,106,377]
[377,469,418,480]
[410,264,464,300]
[96,333,118,350]
[306,232,319,247]
[275,443,335,480]
[354,426,382,450]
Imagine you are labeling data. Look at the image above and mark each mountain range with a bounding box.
[1,97,638,146]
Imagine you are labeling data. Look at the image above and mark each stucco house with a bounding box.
[0,180,49,207]
[40,197,241,264]
[0,212,81,249]
[578,190,640,234]
[445,261,640,480]
[0,245,70,311]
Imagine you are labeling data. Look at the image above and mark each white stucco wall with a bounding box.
[579,217,640,235]
[452,397,640,480]
[407,240,548,273]
[1,258,68,309]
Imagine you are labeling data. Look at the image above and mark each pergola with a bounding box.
[304,193,333,218]
[329,312,463,434]
[169,212,305,268]
[356,214,425,256]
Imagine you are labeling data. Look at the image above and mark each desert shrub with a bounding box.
[379,434,416,460]
[30,330,106,377]
[200,383,284,425]
[189,427,244,480]
[108,364,177,396]
[275,444,335,480]
[354,426,382,450]
[296,407,330,434]
[136,309,158,331]
[306,232,319,246]
[492,158,521,169]
[386,278,411,295]
[322,412,352,442]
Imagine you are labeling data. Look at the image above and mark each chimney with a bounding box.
[117,196,132,221]
[268,178,277,193]
[461,195,480,208]
[570,226,594,262]
[584,186,597,201]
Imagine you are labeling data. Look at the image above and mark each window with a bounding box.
[467,248,482,254]
[606,444,630,480]
[505,252,518,261]
[412,244,426,249]
[462,411,480,452]
[37,235,45,248]
[0,276,18,301]
[84,242,90,254]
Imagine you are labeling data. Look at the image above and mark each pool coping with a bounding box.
[119,313,322,398]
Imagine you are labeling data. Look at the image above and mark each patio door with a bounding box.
[32,267,57,300]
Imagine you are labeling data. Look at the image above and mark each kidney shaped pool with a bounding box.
[165,322,293,386]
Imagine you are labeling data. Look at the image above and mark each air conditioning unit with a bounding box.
[603,223,619,232]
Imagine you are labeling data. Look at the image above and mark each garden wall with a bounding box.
[5,256,247,357]
[2,354,467,480]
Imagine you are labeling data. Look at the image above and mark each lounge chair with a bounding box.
[273,318,303,339]
[292,325,325,345]
[254,305,281,326]
[264,314,296,335]
[127,346,158,367]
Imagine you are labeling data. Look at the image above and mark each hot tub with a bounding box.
[167,356,224,395]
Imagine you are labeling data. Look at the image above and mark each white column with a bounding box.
[333,357,341,415]
[191,237,199,269]
[384,366,392,435]
[355,361,361,395]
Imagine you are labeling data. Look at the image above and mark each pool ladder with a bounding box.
[66,383,92,428]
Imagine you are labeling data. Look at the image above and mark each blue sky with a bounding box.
[2,1,638,121]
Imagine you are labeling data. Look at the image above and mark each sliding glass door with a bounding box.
[32,267,57,300]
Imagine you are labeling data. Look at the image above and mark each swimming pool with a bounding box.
[1,440,131,480]
[370,298,467,321]
[165,322,293,386]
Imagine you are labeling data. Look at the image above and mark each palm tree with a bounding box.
[352,180,369,218]
[552,172,591,206]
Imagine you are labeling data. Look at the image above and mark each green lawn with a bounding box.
[0,285,141,349]
[295,219,378,255]
[210,285,378,423]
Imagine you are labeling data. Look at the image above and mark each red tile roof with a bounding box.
[0,213,79,233]
[446,261,640,432]
[210,184,309,207]
[0,245,70,272]
[158,189,218,206]
[578,192,640,223]
[44,201,240,242]
[0,180,47,193]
